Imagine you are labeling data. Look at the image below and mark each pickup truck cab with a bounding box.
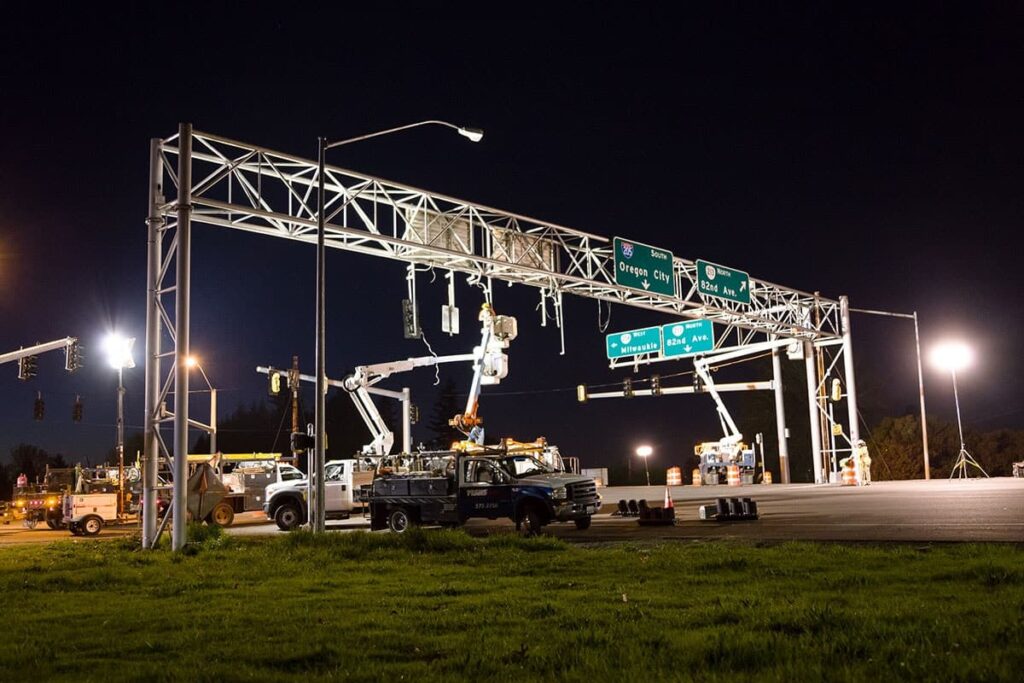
[367,453,600,534]
[263,458,375,530]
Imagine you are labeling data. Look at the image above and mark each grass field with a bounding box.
[2,529,1022,681]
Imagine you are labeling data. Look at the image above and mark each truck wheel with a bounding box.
[275,503,302,531]
[521,506,544,537]
[46,518,60,530]
[387,507,412,534]
[69,522,83,536]
[24,518,38,530]
[208,502,235,527]
[574,516,592,531]
[82,515,103,536]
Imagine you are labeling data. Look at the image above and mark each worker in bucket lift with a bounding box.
[855,439,872,485]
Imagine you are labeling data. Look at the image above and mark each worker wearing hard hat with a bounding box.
[855,439,872,485]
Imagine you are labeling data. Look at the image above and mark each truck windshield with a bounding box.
[502,456,553,477]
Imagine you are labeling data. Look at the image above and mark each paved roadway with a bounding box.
[2,478,1022,546]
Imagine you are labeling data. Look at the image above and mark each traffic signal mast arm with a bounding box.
[0,338,79,367]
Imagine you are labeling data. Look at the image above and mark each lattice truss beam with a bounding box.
[154,130,841,344]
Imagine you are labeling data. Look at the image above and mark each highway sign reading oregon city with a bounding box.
[696,259,750,304]
[606,325,662,359]
[661,319,715,357]
[613,237,676,296]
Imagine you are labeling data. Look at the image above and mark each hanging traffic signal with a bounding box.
[402,299,421,339]
[409,404,420,424]
[651,374,662,396]
[830,378,842,402]
[72,396,83,423]
[268,370,282,396]
[18,355,39,381]
[33,392,45,421]
[576,384,588,403]
[623,378,634,398]
[65,341,84,373]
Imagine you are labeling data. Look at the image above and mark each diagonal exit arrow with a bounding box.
[740,280,747,291]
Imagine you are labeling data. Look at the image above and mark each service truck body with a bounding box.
[365,453,600,534]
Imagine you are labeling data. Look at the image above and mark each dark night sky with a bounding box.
[1,4,1022,475]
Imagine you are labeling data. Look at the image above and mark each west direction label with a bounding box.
[613,237,676,297]
[661,319,715,358]
[696,259,750,305]
[606,326,662,360]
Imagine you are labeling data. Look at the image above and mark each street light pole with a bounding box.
[311,120,483,534]
[913,312,930,479]
[851,307,931,479]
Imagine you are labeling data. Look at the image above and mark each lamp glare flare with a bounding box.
[930,341,973,373]
[103,334,136,370]
[636,445,653,458]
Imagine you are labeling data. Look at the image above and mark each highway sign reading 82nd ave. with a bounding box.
[613,237,676,297]
[696,259,750,304]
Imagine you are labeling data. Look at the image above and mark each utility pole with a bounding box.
[290,355,301,463]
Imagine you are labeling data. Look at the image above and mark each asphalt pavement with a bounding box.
[2,478,1021,545]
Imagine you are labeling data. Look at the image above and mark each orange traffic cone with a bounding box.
[664,486,674,509]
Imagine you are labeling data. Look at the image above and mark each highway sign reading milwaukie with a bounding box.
[613,237,676,297]
[696,259,750,304]
[606,326,662,359]
[661,319,715,358]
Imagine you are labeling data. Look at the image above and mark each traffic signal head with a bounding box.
[290,431,315,452]
[65,341,84,373]
[409,404,420,424]
[830,378,842,402]
[268,370,282,396]
[18,355,39,381]
[72,396,83,423]
[651,374,662,396]
[402,299,421,339]
[576,384,588,403]
[623,377,634,398]
[33,392,45,421]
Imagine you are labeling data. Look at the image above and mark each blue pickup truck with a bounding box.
[365,453,600,534]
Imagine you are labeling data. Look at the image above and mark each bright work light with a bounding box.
[930,341,973,373]
[103,334,136,370]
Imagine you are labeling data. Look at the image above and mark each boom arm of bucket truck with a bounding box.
[343,304,517,453]
[451,304,518,435]
[692,339,793,447]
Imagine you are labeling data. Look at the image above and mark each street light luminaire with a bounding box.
[636,445,653,458]
[458,127,484,143]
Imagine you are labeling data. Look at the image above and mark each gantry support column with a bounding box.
[142,138,163,549]
[840,296,862,484]
[171,123,192,551]
[402,388,412,454]
[771,343,790,484]
[804,341,824,484]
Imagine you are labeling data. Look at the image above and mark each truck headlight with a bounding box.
[551,486,567,500]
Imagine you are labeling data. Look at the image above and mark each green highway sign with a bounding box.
[696,259,750,304]
[662,319,715,358]
[606,326,662,359]
[614,237,676,297]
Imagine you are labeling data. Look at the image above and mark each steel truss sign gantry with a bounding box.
[143,124,860,550]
